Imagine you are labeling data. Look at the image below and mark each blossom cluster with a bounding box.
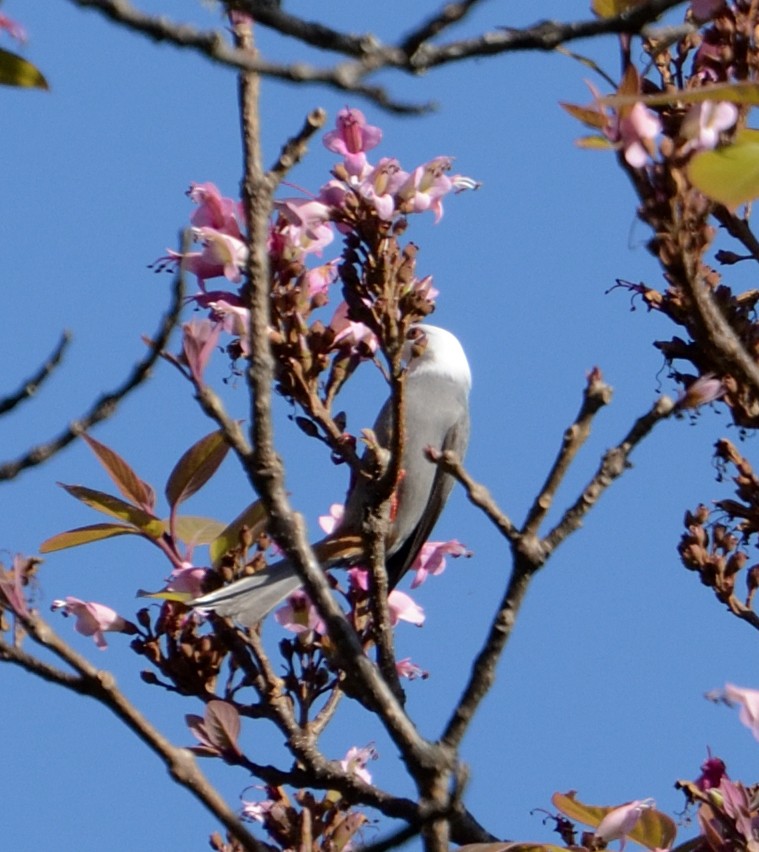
[154,108,478,372]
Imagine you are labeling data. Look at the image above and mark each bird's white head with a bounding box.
[405,324,472,392]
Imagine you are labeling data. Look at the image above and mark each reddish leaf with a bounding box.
[82,433,155,509]
[560,101,607,130]
[40,522,139,553]
[185,701,241,758]
[58,483,165,538]
[205,700,241,756]
[165,429,229,509]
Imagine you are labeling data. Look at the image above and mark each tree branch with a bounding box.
[0,331,70,416]
[0,613,265,851]
[543,394,675,554]
[0,268,183,482]
[522,370,613,537]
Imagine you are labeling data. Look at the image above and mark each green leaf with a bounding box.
[0,47,48,89]
[39,522,138,553]
[58,483,165,539]
[170,515,227,546]
[209,500,267,568]
[688,129,759,208]
[82,433,155,509]
[165,429,230,509]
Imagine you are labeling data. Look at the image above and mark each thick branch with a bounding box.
[232,16,440,786]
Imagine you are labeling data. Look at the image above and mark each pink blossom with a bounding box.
[324,108,382,156]
[329,301,378,354]
[319,503,345,535]
[241,788,275,823]
[207,299,251,352]
[397,157,478,222]
[619,103,661,168]
[347,569,425,625]
[413,275,439,302]
[50,597,132,650]
[187,182,243,239]
[396,657,429,680]
[274,590,326,634]
[677,373,725,409]
[357,158,408,220]
[347,566,370,592]
[387,590,425,626]
[181,318,222,383]
[323,108,382,175]
[410,539,470,588]
[275,198,334,257]
[695,749,728,791]
[339,744,378,785]
[155,227,247,288]
[681,101,738,153]
[594,799,656,848]
[166,564,207,598]
[305,261,338,299]
[720,683,759,741]
[0,13,27,43]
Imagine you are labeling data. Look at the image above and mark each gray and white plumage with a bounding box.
[191,324,471,625]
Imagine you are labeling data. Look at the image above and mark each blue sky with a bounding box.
[3,1,759,849]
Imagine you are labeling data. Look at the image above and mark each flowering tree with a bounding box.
[8,1,759,850]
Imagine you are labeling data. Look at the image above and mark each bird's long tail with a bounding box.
[191,561,303,626]
[191,534,364,626]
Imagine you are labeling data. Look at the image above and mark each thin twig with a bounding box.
[0,331,71,416]
[522,371,613,537]
[543,394,676,553]
[67,0,687,112]
[267,108,328,188]
[409,0,688,69]
[0,269,183,482]
[437,390,676,752]
[65,0,427,113]
[440,553,533,750]
[427,448,519,543]
[713,206,759,263]
[399,0,487,58]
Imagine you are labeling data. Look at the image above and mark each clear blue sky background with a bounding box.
[4,1,759,849]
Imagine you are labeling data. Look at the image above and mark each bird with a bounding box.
[191,324,471,625]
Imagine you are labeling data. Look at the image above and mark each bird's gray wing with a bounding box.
[385,411,470,587]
